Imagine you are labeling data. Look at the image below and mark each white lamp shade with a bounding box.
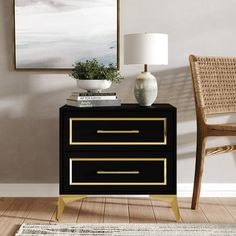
[124,33,168,65]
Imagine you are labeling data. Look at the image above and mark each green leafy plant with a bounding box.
[70,59,123,83]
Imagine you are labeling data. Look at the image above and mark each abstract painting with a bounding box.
[14,0,119,69]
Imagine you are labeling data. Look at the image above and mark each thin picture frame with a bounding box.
[13,0,120,70]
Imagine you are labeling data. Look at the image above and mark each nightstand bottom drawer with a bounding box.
[69,158,166,185]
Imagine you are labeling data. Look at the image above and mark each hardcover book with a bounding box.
[67,99,121,107]
[73,92,116,96]
[69,95,117,101]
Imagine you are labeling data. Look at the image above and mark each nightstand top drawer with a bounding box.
[69,117,167,146]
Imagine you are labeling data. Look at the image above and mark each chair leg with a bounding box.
[191,134,206,210]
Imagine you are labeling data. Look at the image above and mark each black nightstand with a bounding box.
[57,104,180,221]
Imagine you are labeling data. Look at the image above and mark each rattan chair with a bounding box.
[189,55,236,209]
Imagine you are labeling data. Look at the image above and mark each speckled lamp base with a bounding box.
[134,72,158,106]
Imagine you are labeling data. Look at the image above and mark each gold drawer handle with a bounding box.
[97,170,140,175]
[97,130,140,134]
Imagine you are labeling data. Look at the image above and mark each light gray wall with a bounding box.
[0,0,236,183]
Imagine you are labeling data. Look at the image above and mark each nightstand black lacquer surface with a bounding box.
[57,104,180,221]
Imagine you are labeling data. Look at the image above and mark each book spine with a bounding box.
[67,99,121,107]
[72,92,116,96]
[70,96,117,101]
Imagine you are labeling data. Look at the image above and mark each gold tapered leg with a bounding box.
[150,195,180,222]
[56,195,86,221]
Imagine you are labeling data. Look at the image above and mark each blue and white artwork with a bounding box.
[14,0,118,69]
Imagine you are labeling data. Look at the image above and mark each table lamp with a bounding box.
[124,33,168,106]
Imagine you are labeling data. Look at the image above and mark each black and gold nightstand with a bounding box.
[57,104,180,221]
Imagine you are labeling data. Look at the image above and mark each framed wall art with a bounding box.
[14,0,120,70]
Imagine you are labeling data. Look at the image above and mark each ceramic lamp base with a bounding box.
[134,72,158,106]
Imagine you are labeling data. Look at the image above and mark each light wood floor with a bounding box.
[0,197,236,235]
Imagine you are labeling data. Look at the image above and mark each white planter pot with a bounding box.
[77,80,112,93]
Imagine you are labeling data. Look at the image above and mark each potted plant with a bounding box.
[70,59,123,93]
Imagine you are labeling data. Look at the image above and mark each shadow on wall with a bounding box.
[154,66,195,122]
[154,67,197,162]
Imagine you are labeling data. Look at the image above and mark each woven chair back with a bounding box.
[189,55,236,115]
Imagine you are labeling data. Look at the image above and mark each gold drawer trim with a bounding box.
[69,158,167,186]
[97,170,140,174]
[97,130,140,134]
[69,117,167,145]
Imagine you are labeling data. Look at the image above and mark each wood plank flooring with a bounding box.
[0,197,235,236]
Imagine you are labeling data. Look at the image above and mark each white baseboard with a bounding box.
[177,183,236,197]
[0,184,59,197]
[0,183,236,197]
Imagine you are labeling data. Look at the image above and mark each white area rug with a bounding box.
[16,223,236,236]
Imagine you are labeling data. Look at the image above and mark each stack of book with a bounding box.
[66,92,121,107]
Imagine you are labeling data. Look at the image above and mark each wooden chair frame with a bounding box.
[189,55,236,210]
